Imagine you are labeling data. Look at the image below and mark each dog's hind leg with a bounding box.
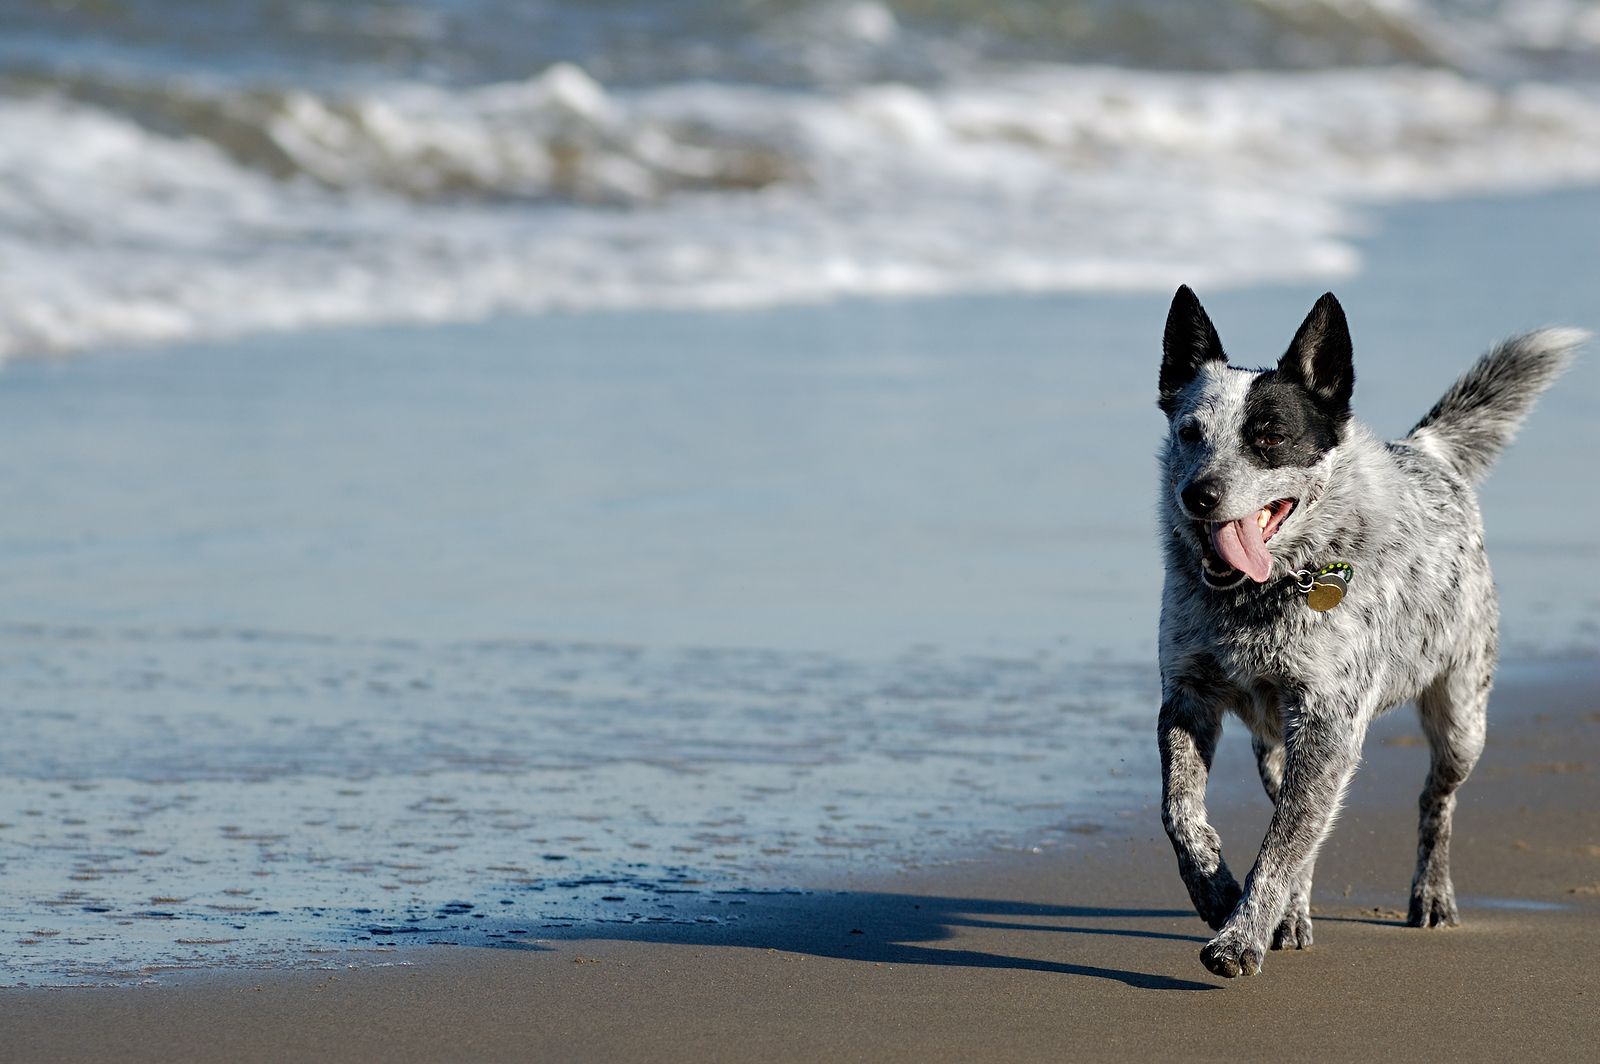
[1409,653,1491,928]
[1253,736,1314,950]
[1159,686,1242,930]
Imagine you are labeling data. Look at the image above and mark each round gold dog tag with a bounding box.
[1304,563,1353,612]
[1305,575,1345,611]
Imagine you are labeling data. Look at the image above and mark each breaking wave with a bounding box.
[5,0,1600,357]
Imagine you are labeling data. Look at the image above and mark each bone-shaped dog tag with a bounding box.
[1304,563,1353,612]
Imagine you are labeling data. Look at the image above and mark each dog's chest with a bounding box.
[1211,612,1346,693]
[1233,680,1288,740]
[1167,576,1372,689]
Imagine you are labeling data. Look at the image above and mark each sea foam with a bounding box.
[4,54,1600,358]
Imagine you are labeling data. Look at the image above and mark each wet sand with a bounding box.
[4,660,1595,1062]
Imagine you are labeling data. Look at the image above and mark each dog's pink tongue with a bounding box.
[1212,517,1273,583]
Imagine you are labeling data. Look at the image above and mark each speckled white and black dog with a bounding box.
[1155,285,1582,979]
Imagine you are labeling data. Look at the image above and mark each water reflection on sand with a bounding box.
[0,624,1151,984]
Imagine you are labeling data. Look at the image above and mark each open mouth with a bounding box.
[1196,498,1297,588]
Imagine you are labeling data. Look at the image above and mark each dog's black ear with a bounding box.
[1279,292,1354,420]
[1160,285,1226,416]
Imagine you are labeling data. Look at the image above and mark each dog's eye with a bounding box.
[1178,423,1202,443]
[1255,432,1286,449]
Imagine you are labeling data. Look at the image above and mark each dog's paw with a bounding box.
[1186,867,1243,932]
[1407,881,1459,928]
[1270,906,1313,950]
[1200,929,1264,978]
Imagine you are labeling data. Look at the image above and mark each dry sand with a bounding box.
[3,661,1596,1063]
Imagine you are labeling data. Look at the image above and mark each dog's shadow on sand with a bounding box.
[432,891,1219,992]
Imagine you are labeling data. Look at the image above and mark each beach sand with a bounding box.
[4,661,1594,1062]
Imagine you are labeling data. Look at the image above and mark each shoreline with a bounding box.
[1,183,1598,1056]
[4,658,1595,1062]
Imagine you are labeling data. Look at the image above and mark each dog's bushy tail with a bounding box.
[1407,328,1585,483]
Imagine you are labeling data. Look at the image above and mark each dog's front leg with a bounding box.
[1251,736,1315,950]
[1159,691,1241,930]
[1201,706,1365,978]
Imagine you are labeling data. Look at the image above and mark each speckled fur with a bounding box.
[1154,286,1582,979]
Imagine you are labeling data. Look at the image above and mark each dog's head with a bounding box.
[1158,286,1354,590]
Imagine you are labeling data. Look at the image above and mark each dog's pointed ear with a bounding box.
[1160,285,1226,416]
[1279,292,1354,420]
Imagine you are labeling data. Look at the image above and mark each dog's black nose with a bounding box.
[1182,480,1222,516]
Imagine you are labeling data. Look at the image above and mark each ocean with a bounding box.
[0,1,1598,985]
[6,0,1600,358]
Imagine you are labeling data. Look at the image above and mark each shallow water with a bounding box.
[0,190,1598,984]
[0,626,1153,985]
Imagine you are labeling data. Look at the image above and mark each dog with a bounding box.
[1155,285,1581,978]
